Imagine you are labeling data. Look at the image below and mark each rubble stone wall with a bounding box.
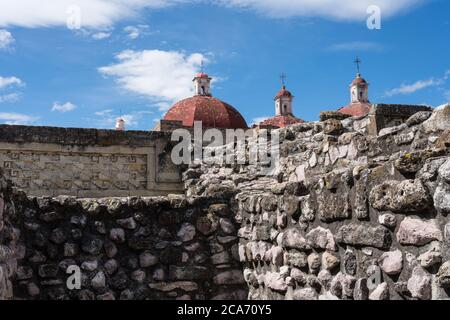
[185,104,450,300]
[0,104,449,300]
[0,183,246,300]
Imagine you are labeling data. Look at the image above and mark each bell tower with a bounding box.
[275,73,294,116]
[193,61,212,96]
[350,57,369,103]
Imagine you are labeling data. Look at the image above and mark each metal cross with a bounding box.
[280,72,287,86]
[354,57,362,74]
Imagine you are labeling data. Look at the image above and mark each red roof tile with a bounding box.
[163,95,248,129]
[350,76,368,87]
[338,102,371,117]
[275,86,293,100]
[259,115,304,128]
[195,73,210,79]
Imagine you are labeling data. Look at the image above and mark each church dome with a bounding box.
[275,86,293,99]
[351,74,368,87]
[163,95,248,129]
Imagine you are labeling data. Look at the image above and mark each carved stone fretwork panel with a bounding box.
[0,150,148,195]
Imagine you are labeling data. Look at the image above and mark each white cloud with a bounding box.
[215,0,426,20]
[95,109,113,116]
[92,109,140,128]
[124,25,150,39]
[0,29,14,49]
[328,41,382,51]
[99,49,205,107]
[385,79,436,96]
[92,32,111,40]
[0,0,427,29]
[0,93,21,103]
[0,0,181,29]
[0,112,38,125]
[385,70,450,97]
[0,76,23,89]
[52,101,77,112]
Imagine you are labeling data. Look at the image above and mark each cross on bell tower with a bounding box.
[280,72,287,87]
[275,72,294,116]
[350,57,369,103]
[193,60,212,96]
[354,57,362,75]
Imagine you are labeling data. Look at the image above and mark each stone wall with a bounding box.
[0,125,183,197]
[185,104,450,300]
[0,105,449,300]
[3,190,246,300]
[0,172,22,299]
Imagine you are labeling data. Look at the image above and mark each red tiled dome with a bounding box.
[259,115,304,128]
[338,102,371,117]
[164,95,248,129]
[275,86,293,99]
[351,75,368,87]
[195,73,210,79]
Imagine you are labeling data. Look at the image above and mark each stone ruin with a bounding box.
[0,104,449,300]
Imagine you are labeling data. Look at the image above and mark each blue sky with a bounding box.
[0,0,449,130]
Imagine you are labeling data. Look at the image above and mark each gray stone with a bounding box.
[290,268,307,285]
[280,228,311,251]
[109,228,126,243]
[139,251,159,268]
[343,249,357,276]
[104,259,119,275]
[104,240,117,258]
[353,278,369,300]
[369,282,389,300]
[63,243,79,257]
[177,223,196,242]
[291,288,318,300]
[322,251,340,271]
[116,217,137,230]
[379,250,403,275]
[306,227,337,251]
[378,124,407,137]
[50,228,66,244]
[317,191,351,222]
[422,103,450,133]
[307,253,321,274]
[397,218,442,246]
[81,260,98,271]
[418,247,442,268]
[81,237,103,255]
[196,214,219,236]
[170,266,210,281]
[434,182,450,215]
[213,270,245,285]
[407,266,432,300]
[436,261,450,289]
[264,272,288,292]
[438,158,450,182]
[378,214,397,228]
[219,218,236,234]
[279,196,299,216]
[38,264,58,278]
[211,251,231,265]
[336,224,391,249]
[330,272,356,298]
[406,111,432,127]
[369,179,432,213]
[91,271,106,289]
[283,250,307,268]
